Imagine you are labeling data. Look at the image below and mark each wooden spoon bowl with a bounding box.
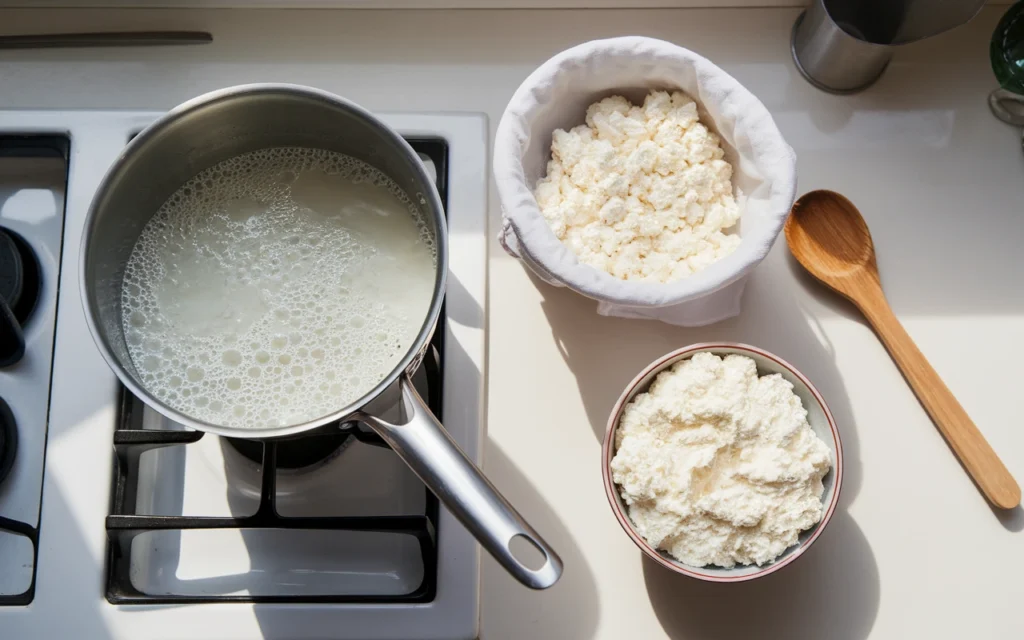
[787,190,878,290]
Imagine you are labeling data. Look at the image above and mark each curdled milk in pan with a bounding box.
[120,147,437,429]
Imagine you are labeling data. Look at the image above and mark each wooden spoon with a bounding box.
[786,190,1020,509]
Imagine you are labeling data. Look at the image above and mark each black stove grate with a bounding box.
[105,137,448,605]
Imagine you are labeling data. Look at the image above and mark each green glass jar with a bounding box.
[992,1,1024,95]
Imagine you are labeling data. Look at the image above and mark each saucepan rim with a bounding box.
[79,82,448,439]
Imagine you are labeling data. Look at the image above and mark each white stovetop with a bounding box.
[1,5,1023,640]
[0,107,487,640]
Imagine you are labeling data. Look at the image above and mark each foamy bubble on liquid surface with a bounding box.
[121,147,437,430]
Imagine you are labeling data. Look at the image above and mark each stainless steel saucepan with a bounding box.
[80,84,562,590]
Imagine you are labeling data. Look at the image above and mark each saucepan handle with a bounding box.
[357,374,562,590]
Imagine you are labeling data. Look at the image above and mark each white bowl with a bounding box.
[602,343,843,582]
[494,37,797,327]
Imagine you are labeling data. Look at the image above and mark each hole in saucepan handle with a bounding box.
[508,533,548,571]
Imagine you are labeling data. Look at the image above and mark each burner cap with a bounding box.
[0,397,17,485]
[225,430,352,470]
[0,228,40,324]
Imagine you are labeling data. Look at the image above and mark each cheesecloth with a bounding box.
[494,36,797,326]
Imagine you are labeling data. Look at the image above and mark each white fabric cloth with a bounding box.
[494,36,797,326]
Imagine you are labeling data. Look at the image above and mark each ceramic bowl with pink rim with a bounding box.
[601,343,843,582]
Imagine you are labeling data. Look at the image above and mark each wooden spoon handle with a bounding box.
[859,294,1020,509]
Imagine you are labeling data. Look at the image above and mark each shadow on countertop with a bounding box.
[532,246,881,637]
[994,505,1024,533]
[480,443,600,640]
[533,246,867,504]
[642,509,880,640]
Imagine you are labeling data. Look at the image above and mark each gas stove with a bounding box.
[0,110,487,640]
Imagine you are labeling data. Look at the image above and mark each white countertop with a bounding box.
[1,6,1023,639]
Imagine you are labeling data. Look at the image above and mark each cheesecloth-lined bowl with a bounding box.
[494,36,797,326]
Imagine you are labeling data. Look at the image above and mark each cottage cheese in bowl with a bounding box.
[604,345,842,580]
[534,91,741,283]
